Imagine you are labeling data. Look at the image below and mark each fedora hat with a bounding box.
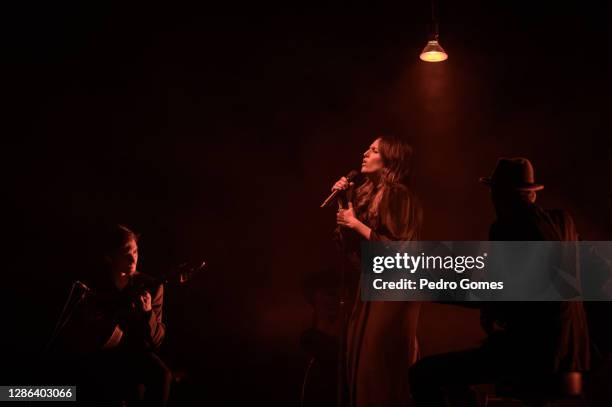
[479,157,544,191]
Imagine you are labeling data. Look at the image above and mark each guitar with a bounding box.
[52,260,206,353]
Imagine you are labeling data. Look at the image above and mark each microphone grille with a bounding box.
[346,170,359,181]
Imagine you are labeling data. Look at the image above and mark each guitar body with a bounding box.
[57,291,129,353]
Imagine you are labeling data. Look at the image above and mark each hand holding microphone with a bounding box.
[327,172,360,229]
[320,170,359,208]
[323,170,372,239]
[332,176,355,193]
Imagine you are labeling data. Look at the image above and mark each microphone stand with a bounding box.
[335,186,353,407]
[337,239,348,407]
[45,281,90,353]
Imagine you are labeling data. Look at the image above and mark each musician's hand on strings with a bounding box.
[332,176,354,192]
[138,291,152,312]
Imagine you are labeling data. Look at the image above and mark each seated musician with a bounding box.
[78,224,172,406]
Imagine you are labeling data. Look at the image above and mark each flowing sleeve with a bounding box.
[369,183,421,242]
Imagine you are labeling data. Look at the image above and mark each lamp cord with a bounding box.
[430,0,435,23]
[430,0,440,39]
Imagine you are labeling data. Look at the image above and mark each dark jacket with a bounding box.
[484,202,590,372]
[63,271,166,353]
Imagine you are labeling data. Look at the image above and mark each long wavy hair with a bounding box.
[354,135,415,227]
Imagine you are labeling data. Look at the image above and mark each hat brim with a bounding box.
[479,177,544,191]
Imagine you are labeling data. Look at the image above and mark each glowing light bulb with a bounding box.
[419,40,448,62]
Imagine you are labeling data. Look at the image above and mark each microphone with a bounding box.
[75,280,92,292]
[320,170,359,208]
[73,280,93,302]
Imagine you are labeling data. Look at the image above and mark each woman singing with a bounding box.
[333,135,422,406]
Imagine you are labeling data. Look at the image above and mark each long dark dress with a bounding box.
[341,183,422,407]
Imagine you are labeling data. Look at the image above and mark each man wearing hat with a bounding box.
[481,157,562,241]
[409,158,590,407]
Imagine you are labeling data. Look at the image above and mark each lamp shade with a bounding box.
[419,40,448,62]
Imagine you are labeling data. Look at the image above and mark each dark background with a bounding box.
[2,1,610,405]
